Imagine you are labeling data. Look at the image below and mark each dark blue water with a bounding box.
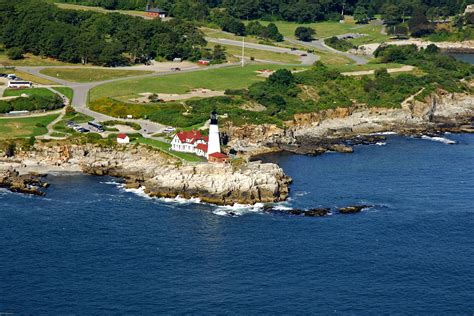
[450,53,474,64]
[1,134,473,314]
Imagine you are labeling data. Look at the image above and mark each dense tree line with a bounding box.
[0,0,207,66]
[0,95,64,113]
[57,0,473,23]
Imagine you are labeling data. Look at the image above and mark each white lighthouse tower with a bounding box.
[207,110,221,155]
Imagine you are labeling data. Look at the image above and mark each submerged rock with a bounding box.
[263,206,331,217]
[338,205,372,214]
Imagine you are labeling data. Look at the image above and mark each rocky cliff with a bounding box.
[224,89,474,156]
[0,143,291,205]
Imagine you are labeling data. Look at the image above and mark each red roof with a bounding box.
[117,133,128,139]
[196,143,208,152]
[209,152,228,159]
[176,130,205,144]
[203,136,209,142]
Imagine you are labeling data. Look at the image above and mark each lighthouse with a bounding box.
[207,110,221,156]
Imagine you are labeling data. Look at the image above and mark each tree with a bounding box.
[212,45,226,63]
[425,44,440,54]
[261,23,283,41]
[409,8,435,37]
[354,6,369,24]
[268,69,294,86]
[381,4,402,25]
[7,47,23,60]
[294,26,316,41]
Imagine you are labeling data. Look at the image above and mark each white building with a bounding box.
[117,133,130,144]
[171,130,208,155]
[8,81,32,89]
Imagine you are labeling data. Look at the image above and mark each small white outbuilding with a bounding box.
[117,133,130,144]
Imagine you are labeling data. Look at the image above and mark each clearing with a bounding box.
[0,114,60,139]
[208,43,301,64]
[54,3,149,18]
[257,17,389,45]
[40,68,154,83]
[90,64,301,102]
[0,52,76,67]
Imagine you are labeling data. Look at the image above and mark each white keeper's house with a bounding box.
[170,111,230,163]
[171,130,209,157]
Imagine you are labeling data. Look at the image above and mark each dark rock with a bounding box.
[338,205,372,214]
[0,169,48,196]
[304,208,331,217]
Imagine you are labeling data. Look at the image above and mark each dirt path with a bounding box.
[341,65,415,76]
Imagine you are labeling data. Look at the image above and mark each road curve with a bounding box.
[206,37,319,66]
[286,38,369,65]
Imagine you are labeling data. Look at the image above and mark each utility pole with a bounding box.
[241,36,245,68]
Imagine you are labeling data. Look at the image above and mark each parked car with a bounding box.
[171,67,181,71]
[164,127,176,133]
[300,53,307,57]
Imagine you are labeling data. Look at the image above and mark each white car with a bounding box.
[163,127,176,133]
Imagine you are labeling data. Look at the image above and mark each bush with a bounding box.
[324,37,355,52]
[295,26,316,41]
[7,47,24,60]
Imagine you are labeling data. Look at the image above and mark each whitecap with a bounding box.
[369,131,397,135]
[375,142,386,146]
[421,135,456,145]
[295,191,309,197]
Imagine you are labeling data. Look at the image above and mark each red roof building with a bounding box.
[208,152,230,163]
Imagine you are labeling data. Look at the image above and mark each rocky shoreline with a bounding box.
[224,89,474,158]
[0,143,291,205]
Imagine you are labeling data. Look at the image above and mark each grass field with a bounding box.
[90,64,302,101]
[0,52,75,67]
[257,18,390,45]
[209,43,301,64]
[0,114,59,139]
[51,87,74,101]
[40,68,153,83]
[12,70,59,85]
[54,3,148,18]
[134,137,205,162]
[3,88,57,98]
[327,62,404,73]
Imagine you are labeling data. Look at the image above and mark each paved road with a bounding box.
[206,37,319,65]
[17,62,241,136]
[285,37,369,65]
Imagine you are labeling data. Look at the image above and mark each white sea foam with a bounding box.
[369,131,397,135]
[375,142,386,146]
[295,191,309,197]
[421,135,456,145]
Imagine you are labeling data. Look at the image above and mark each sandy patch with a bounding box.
[130,88,226,103]
[342,65,415,76]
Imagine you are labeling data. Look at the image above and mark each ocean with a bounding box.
[1,134,473,314]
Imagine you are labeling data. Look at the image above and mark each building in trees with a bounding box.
[146,2,167,19]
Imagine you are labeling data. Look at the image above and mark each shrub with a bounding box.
[7,47,24,60]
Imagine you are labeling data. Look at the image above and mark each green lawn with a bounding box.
[40,68,153,83]
[51,87,74,101]
[257,18,389,45]
[134,137,206,162]
[209,43,301,64]
[90,64,302,102]
[0,114,59,139]
[327,62,404,73]
[0,52,76,67]
[3,88,57,98]
[54,3,148,18]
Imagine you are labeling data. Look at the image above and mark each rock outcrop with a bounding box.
[225,89,474,157]
[0,143,291,205]
[0,169,48,196]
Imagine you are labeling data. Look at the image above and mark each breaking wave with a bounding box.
[421,135,457,145]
